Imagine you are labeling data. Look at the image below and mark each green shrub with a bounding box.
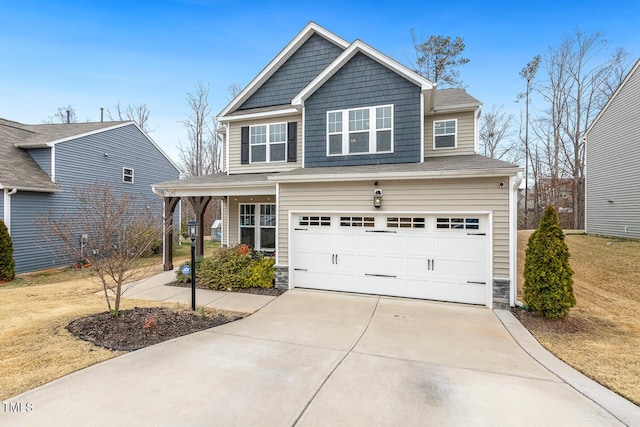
[0,220,15,281]
[197,246,252,290]
[523,205,576,319]
[246,255,275,288]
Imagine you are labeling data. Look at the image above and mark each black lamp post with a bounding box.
[187,220,198,310]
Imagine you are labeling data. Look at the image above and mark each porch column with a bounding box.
[186,196,212,257]
[162,197,180,271]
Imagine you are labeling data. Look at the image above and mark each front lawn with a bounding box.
[517,230,640,405]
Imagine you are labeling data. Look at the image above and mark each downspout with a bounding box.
[4,188,17,234]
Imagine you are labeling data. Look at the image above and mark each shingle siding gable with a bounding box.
[239,33,345,110]
[304,52,422,167]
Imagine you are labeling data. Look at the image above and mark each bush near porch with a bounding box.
[176,245,275,290]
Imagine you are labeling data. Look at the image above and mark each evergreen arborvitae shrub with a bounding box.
[0,220,15,281]
[523,205,575,319]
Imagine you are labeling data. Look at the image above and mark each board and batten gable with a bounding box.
[304,52,422,167]
[239,33,345,110]
[227,113,302,175]
[277,177,511,279]
[424,111,477,158]
[10,123,180,273]
[586,62,640,239]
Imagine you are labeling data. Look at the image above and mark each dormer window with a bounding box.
[434,119,457,149]
[250,123,286,163]
[327,105,393,156]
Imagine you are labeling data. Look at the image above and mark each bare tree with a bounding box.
[479,105,517,162]
[44,105,79,124]
[108,102,155,133]
[534,29,629,228]
[227,83,243,100]
[37,181,162,316]
[178,82,222,177]
[410,29,470,88]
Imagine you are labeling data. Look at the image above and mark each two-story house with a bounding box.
[0,118,181,274]
[154,23,521,309]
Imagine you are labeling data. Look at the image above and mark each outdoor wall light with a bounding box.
[374,189,383,209]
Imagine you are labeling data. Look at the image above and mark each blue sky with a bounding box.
[2,0,639,164]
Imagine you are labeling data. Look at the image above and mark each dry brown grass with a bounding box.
[517,230,640,405]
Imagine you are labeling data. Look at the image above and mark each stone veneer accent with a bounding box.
[493,279,511,310]
[275,265,289,290]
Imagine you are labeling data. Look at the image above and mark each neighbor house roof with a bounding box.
[10,121,130,148]
[0,119,60,192]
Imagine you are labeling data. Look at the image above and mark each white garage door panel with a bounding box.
[291,213,489,305]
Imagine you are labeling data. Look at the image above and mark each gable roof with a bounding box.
[218,22,349,118]
[433,88,481,112]
[585,57,640,137]
[10,121,130,148]
[292,39,433,106]
[0,119,60,192]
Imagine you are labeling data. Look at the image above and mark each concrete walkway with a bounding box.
[2,275,639,426]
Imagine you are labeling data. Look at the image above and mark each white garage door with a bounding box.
[291,213,489,305]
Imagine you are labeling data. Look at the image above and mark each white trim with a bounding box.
[420,93,425,162]
[292,40,433,106]
[225,123,230,175]
[487,211,494,308]
[474,105,482,154]
[161,186,276,198]
[269,167,520,183]
[51,144,56,182]
[220,107,300,123]
[218,22,349,119]
[432,103,482,113]
[3,188,16,234]
[238,202,276,251]
[301,105,306,168]
[275,183,280,265]
[123,167,134,184]
[433,118,458,150]
[585,58,640,137]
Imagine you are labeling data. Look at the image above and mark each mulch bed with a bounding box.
[511,307,590,334]
[67,307,243,352]
[166,280,287,297]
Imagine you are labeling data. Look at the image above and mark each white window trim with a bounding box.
[238,203,276,251]
[249,123,287,164]
[123,167,134,184]
[326,104,394,156]
[433,118,457,150]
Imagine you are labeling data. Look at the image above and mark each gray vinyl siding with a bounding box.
[304,53,422,168]
[586,66,640,239]
[239,34,345,110]
[10,124,180,273]
[277,177,511,278]
[26,148,52,176]
[227,114,302,174]
[424,111,477,157]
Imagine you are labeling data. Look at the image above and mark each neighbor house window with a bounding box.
[434,119,457,149]
[327,105,393,155]
[239,203,276,250]
[250,123,286,163]
[123,167,134,183]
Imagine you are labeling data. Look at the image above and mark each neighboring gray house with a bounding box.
[154,22,522,309]
[584,58,640,240]
[0,118,180,274]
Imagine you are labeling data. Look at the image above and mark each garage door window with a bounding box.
[340,216,375,227]
[239,204,276,250]
[299,216,331,226]
[387,217,426,228]
[436,217,480,230]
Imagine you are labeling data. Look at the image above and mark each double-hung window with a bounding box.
[327,105,393,155]
[123,167,134,183]
[434,119,457,149]
[250,123,286,163]
[239,203,276,251]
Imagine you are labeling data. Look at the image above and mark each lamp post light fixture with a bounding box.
[187,220,198,310]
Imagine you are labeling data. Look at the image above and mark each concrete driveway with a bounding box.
[2,289,637,426]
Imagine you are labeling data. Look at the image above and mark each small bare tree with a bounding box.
[109,102,155,133]
[44,105,79,124]
[38,181,162,316]
[479,105,517,162]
